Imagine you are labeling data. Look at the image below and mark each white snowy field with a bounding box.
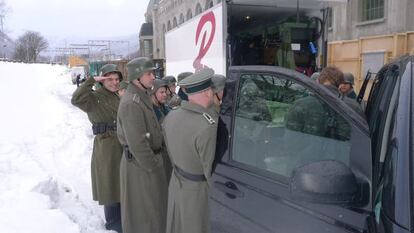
[0,62,114,233]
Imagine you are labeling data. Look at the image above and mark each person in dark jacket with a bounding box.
[71,64,123,233]
[150,78,173,181]
[151,79,170,122]
[339,72,357,99]
[76,74,81,87]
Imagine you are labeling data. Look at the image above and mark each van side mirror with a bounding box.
[289,160,361,205]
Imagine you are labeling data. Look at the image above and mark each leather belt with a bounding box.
[92,122,116,135]
[173,164,206,182]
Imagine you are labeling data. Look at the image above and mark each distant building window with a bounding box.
[195,3,202,15]
[179,13,185,24]
[173,17,178,28]
[186,9,193,20]
[162,24,166,49]
[143,40,153,58]
[361,0,384,21]
[327,8,333,29]
[167,21,172,31]
[205,0,213,10]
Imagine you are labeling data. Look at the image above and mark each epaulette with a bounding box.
[132,94,140,104]
[202,112,216,125]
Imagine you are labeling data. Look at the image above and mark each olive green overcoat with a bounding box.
[117,83,168,233]
[71,77,122,205]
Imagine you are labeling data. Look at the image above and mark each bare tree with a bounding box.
[0,1,13,58]
[13,31,48,62]
[0,0,9,15]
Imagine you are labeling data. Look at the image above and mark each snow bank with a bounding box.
[0,62,113,233]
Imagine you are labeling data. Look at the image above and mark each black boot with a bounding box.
[104,203,123,233]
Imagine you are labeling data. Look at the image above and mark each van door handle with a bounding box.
[214,181,244,199]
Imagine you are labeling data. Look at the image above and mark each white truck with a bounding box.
[165,0,346,77]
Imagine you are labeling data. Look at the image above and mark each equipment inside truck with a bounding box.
[227,2,326,76]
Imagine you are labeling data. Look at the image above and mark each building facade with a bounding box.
[328,0,414,41]
[327,0,414,91]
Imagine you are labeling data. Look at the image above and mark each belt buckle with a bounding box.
[126,152,133,161]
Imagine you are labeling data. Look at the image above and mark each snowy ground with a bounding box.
[0,62,114,233]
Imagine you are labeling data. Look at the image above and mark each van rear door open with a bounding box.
[165,0,347,77]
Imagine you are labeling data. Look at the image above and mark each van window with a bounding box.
[367,65,400,186]
[232,74,351,177]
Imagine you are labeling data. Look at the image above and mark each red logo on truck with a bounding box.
[193,11,216,72]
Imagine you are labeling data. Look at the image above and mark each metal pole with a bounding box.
[108,41,111,60]
[127,41,130,59]
[0,15,4,35]
[0,14,4,58]
[296,0,300,23]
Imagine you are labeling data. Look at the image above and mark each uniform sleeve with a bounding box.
[119,101,159,172]
[71,77,97,112]
[195,124,218,186]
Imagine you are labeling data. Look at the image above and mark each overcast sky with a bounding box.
[4,0,150,40]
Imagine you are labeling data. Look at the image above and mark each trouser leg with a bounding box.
[104,203,123,233]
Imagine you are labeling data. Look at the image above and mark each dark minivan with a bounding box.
[210,56,413,233]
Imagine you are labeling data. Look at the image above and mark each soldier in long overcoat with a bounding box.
[163,68,218,233]
[71,64,123,233]
[117,57,168,233]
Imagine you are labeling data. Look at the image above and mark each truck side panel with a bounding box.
[165,3,225,77]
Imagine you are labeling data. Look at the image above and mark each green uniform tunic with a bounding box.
[71,77,122,205]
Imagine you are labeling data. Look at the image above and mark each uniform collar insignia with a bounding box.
[202,112,215,125]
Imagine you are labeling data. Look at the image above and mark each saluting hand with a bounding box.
[94,76,110,82]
